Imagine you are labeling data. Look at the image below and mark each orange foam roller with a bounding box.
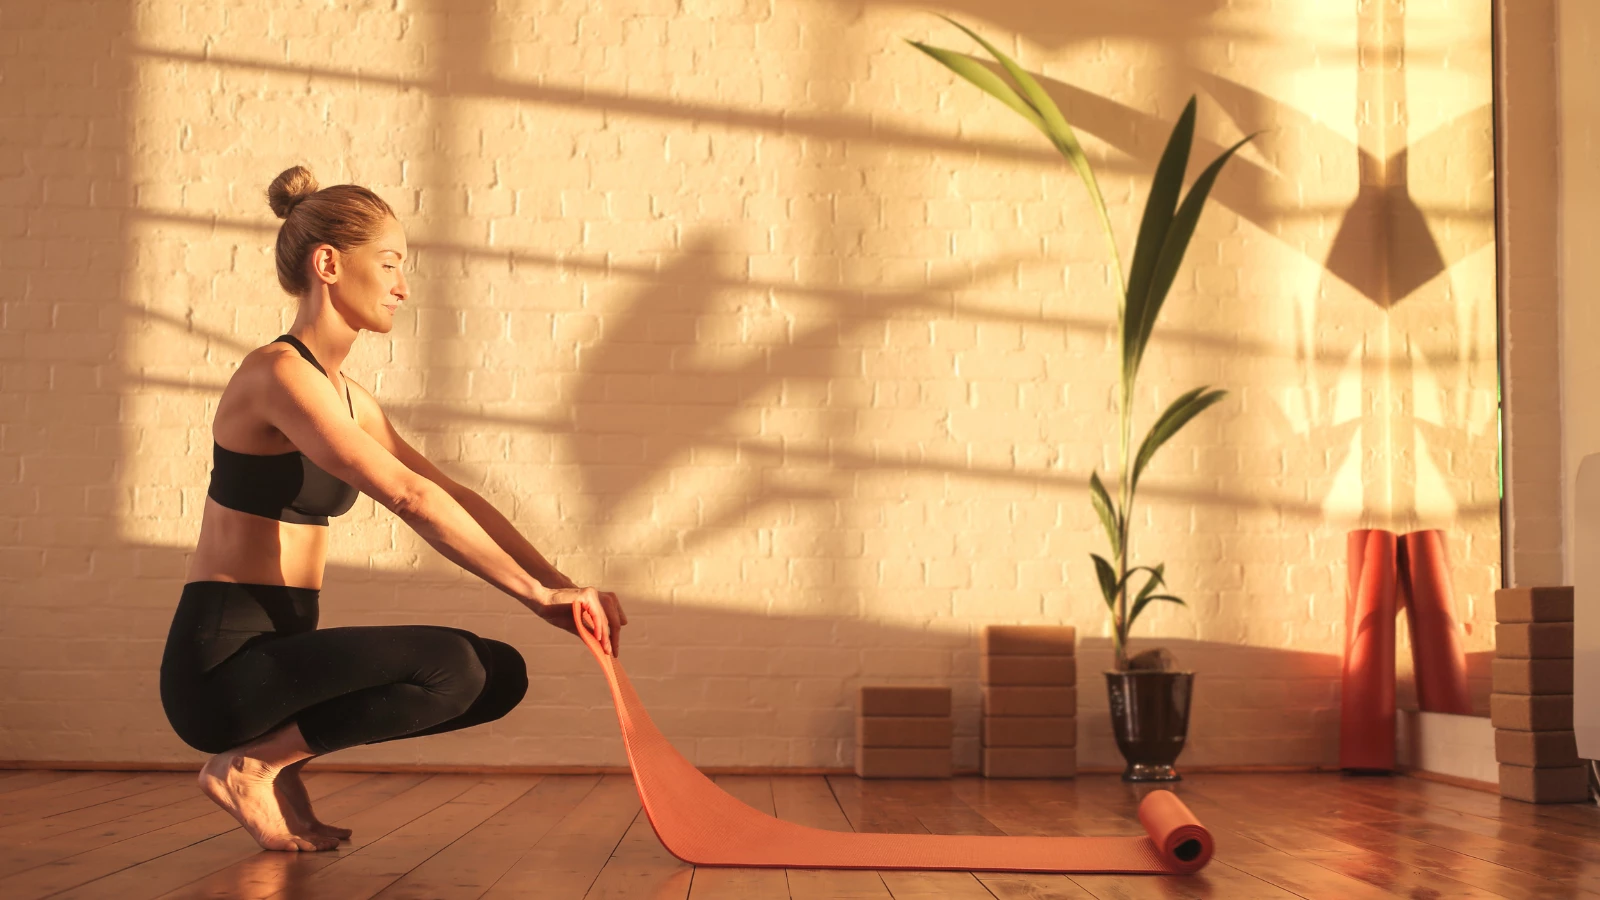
[575,610,1215,875]
[1340,529,1397,771]
[1398,529,1471,715]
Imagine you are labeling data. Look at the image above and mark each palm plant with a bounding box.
[910,20,1252,669]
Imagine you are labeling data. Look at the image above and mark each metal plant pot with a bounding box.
[1105,670,1195,782]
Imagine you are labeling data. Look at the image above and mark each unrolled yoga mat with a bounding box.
[575,611,1215,875]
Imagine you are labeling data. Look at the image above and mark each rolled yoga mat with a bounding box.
[574,609,1215,875]
[1397,529,1471,715]
[1340,528,1398,771]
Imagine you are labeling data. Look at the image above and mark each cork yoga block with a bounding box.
[982,716,1078,748]
[1493,587,1574,624]
[1490,658,1575,696]
[982,747,1078,778]
[1495,729,1581,768]
[983,686,1078,718]
[1489,693,1573,731]
[981,625,1076,657]
[980,655,1077,687]
[1498,763,1591,803]
[1495,622,1575,659]
[855,716,953,749]
[858,686,952,718]
[854,747,952,779]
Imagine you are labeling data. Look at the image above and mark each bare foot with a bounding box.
[199,752,338,852]
[275,761,352,842]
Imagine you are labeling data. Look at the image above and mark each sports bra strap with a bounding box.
[273,334,352,416]
[274,334,325,375]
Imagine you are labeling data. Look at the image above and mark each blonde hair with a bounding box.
[266,166,396,295]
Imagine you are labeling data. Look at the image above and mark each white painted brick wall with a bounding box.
[0,0,1500,769]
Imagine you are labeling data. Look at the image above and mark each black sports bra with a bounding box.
[206,334,361,526]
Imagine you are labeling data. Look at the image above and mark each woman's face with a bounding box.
[314,216,409,333]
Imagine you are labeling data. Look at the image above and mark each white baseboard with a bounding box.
[1396,710,1497,785]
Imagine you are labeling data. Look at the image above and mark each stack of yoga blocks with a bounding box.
[980,625,1078,778]
[1491,587,1587,803]
[855,686,953,778]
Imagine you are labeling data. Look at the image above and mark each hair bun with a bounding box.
[266,165,319,219]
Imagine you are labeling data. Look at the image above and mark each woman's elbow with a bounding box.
[385,476,440,522]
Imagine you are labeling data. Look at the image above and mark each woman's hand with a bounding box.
[535,586,628,657]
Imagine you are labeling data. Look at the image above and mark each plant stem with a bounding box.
[1116,370,1131,670]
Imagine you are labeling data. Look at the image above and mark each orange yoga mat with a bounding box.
[575,611,1216,875]
[1340,529,1397,771]
[1397,530,1471,715]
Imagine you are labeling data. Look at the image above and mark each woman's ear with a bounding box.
[310,244,341,285]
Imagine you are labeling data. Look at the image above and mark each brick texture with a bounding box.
[1497,0,1563,590]
[0,0,1500,769]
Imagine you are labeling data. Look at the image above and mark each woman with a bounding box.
[159,166,626,852]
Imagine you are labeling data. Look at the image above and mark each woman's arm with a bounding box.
[442,482,627,654]
[258,357,556,612]
[443,484,576,592]
[349,380,627,652]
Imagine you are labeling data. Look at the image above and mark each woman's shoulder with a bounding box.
[212,342,303,448]
[234,339,309,383]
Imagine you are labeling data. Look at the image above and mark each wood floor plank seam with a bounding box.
[1172,782,1510,900]
[1200,776,1594,898]
[0,774,145,820]
[146,773,436,900]
[476,775,643,900]
[20,774,375,880]
[0,774,381,887]
[0,773,79,796]
[1317,782,1600,872]
[1183,775,1600,898]
[147,774,484,900]
[0,779,364,899]
[371,775,609,900]
[47,773,441,900]
[460,775,608,900]
[254,776,541,900]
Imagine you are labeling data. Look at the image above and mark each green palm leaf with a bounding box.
[1134,564,1166,602]
[1089,471,1121,558]
[1126,133,1255,377]
[1124,98,1197,369]
[1092,553,1119,610]
[905,40,1047,133]
[1130,593,1186,627]
[927,18,1124,294]
[1132,386,1228,489]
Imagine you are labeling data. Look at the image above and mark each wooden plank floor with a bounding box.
[0,770,1596,899]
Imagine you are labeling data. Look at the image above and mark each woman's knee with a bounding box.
[414,628,490,717]
[419,633,525,727]
[482,639,528,714]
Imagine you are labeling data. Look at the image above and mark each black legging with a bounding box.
[159,581,528,755]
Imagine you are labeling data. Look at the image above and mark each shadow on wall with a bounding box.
[103,0,1497,533]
